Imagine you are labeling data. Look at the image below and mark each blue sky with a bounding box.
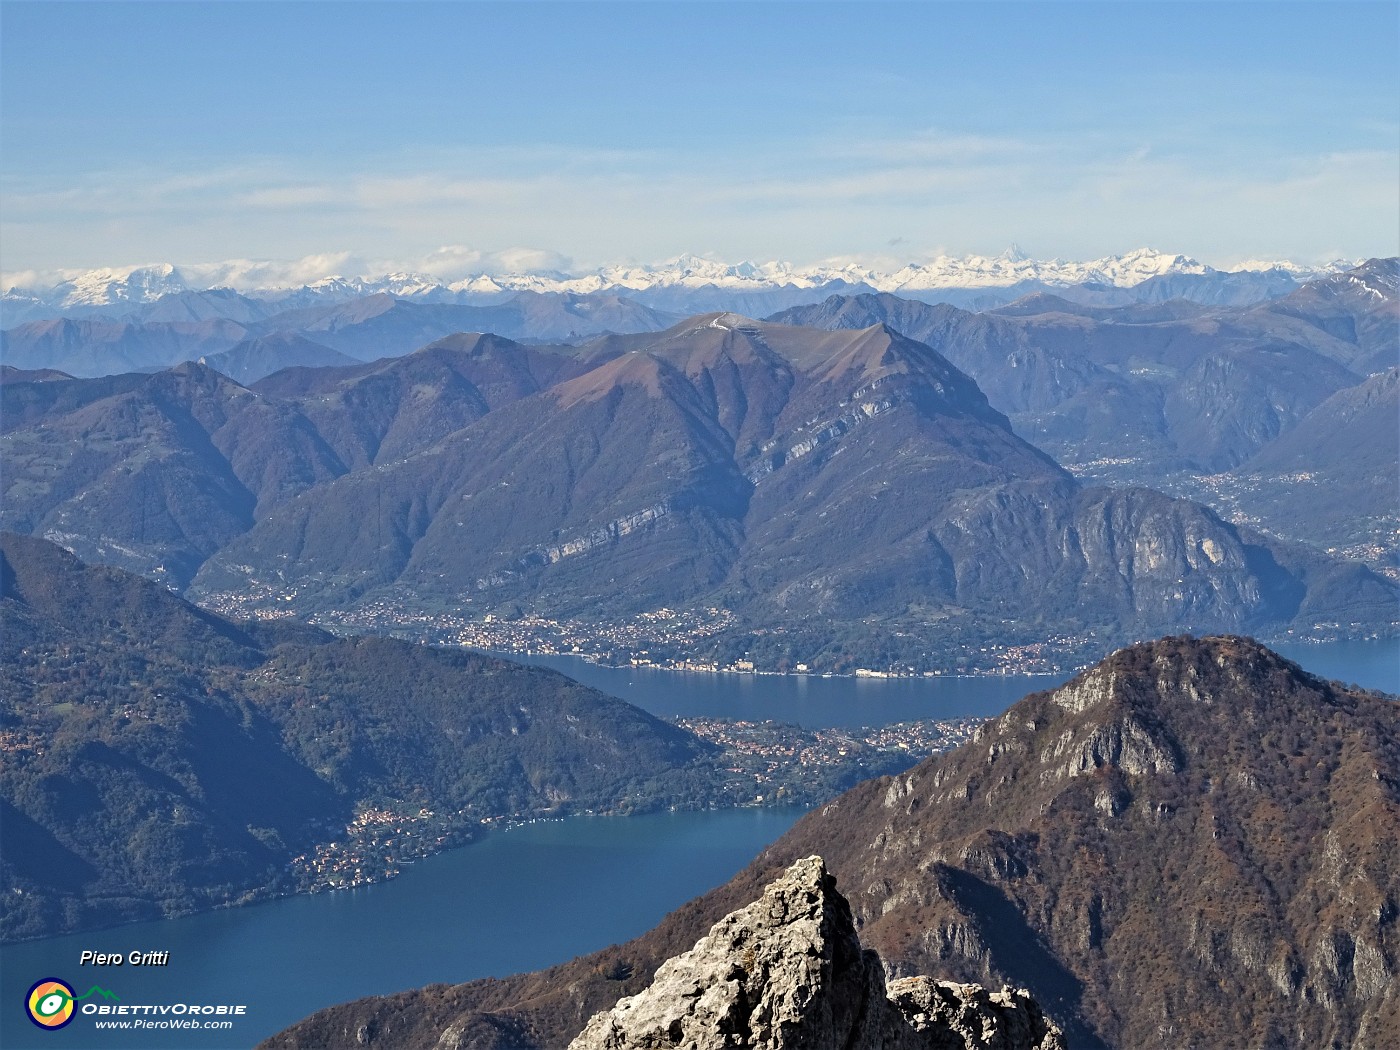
[2,1,1397,281]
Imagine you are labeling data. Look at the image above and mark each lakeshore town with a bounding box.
[199,557,1389,679]
[275,600,1085,678]
[290,714,984,892]
[195,570,1094,676]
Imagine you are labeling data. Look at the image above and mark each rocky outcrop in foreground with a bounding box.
[569,855,1061,1050]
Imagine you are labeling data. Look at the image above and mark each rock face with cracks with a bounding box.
[568,855,1062,1050]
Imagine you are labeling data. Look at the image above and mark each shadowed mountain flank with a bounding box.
[0,534,722,942]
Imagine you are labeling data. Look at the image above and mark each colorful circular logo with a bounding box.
[26,979,76,1030]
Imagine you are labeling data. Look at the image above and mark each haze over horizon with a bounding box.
[2,2,1396,280]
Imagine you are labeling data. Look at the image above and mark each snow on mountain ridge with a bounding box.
[44,264,191,308]
[3,249,1359,311]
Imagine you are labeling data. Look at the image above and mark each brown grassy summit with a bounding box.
[818,635,1400,1048]
[264,636,1400,1050]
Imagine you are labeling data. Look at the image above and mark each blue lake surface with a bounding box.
[2,637,1392,1049]
[1270,637,1398,695]
[1,809,804,1050]
[513,653,1061,727]
[514,635,1398,727]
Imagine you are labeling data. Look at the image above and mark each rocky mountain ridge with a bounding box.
[0,294,683,376]
[6,260,1390,391]
[769,260,1399,569]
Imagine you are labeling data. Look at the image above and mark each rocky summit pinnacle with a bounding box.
[568,855,1062,1050]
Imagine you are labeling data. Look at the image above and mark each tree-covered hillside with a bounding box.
[0,533,719,941]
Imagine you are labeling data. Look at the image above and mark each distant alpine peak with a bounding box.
[430,246,1343,300]
[3,248,1361,310]
[46,263,191,308]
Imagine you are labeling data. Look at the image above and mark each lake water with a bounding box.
[513,654,1060,727]
[3,637,1392,1049]
[1270,637,1398,694]
[0,809,803,1050]
[515,635,1397,726]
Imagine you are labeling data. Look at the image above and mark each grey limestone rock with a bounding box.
[567,856,1062,1050]
[885,978,1064,1050]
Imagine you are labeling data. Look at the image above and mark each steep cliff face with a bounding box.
[569,856,1061,1050]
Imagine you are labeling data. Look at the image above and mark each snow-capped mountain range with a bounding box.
[1,247,1356,316]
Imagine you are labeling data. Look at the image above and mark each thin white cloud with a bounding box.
[183,252,370,289]
[2,128,1394,275]
[814,129,1043,167]
[233,185,353,210]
